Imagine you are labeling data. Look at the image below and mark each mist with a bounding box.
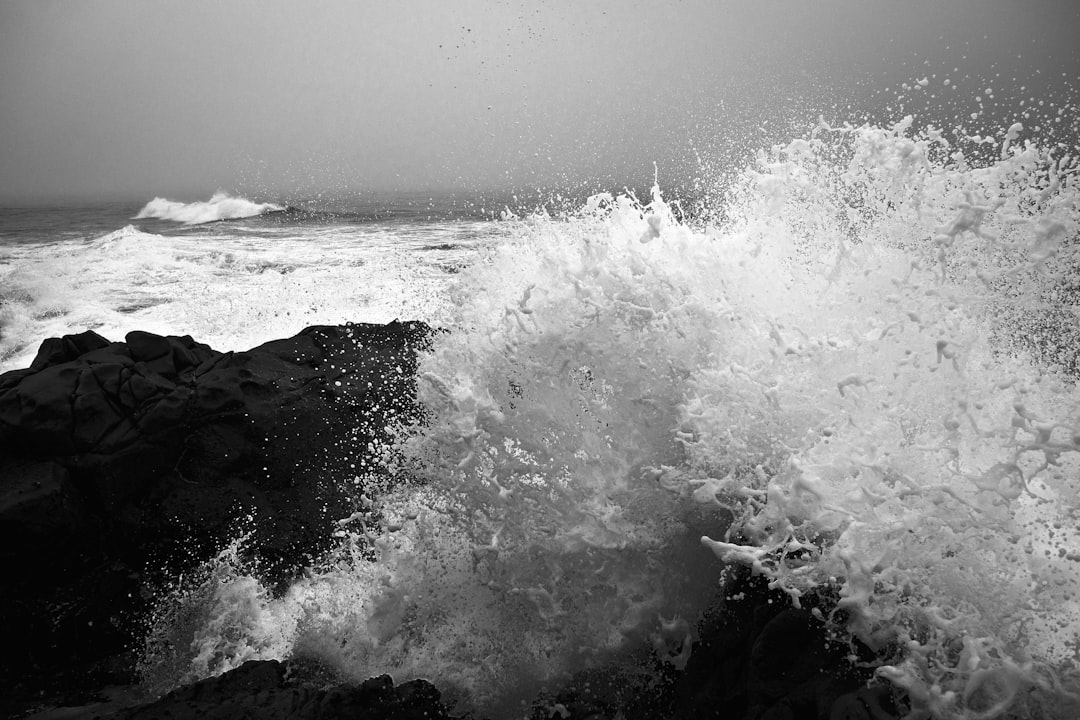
[0,0,1077,203]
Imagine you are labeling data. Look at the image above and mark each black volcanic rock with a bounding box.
[0,321,432,716]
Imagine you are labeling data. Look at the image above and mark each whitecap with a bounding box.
[133,192,285,225]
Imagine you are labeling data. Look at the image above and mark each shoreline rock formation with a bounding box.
[0,323,900,719]
[0,322,432,716]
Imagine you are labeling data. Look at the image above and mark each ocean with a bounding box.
[3,114,1080,719]
[0,192,521,374]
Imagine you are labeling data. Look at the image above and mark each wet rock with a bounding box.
[0,322,904,720]
[121,661,451,720]
[532,567,902,720]
[43,660,456,720]
[666,569,900,719]
[0,321,432,717]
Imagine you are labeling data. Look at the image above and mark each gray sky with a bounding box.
[1,0,1077,202]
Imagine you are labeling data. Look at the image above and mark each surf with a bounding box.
[131,115,1080,719]
[133,191,286,225]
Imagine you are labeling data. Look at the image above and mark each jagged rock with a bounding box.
[0,322,432,717]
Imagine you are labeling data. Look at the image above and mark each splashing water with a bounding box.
[689,117,1080,719]
[134,192,286,225]
[141,116,1080,719]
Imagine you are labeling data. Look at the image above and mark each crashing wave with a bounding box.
[138,117,1080,719]
[133,192,285,225]
[92,223,169,246]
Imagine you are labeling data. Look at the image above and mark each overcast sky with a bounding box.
[0,0,1077,202]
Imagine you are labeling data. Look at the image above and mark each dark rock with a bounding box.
[0,321,433,717]
[29,329,113,371]
[532,566,902,720]
[67,660,455,720]
[0,321,903,720]
[668,568,901,720]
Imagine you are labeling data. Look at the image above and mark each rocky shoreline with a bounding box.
[0,323,901,719]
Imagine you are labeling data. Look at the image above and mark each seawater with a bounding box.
[4,113,1080,718]
[0,193,511,373]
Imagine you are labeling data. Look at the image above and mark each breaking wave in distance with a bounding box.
[140,115,1080,719]
[134,192,286,225]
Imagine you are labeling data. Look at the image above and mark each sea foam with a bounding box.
[0,221,475,374]
[138,117,1080,718]
[133,192,285,225]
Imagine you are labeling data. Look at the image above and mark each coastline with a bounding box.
[1,323,898,720]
